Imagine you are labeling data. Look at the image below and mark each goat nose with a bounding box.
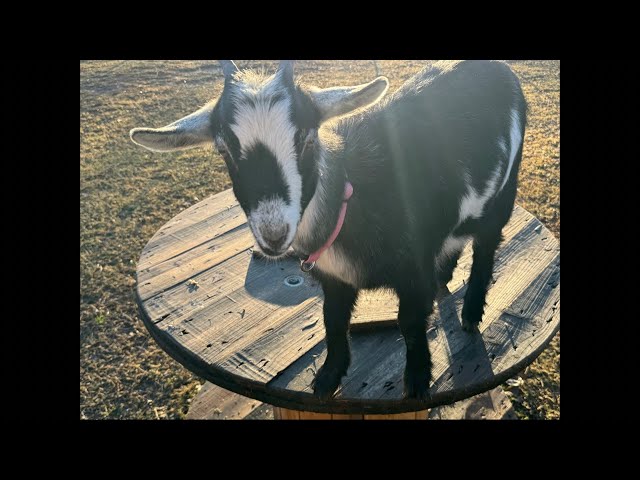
[261,225,289,251]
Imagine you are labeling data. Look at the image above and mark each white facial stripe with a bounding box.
[498,108,522,193]
[229,77,303,251]
[230,96,296,165]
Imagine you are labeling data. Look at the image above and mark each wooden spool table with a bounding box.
[136,189,560,419]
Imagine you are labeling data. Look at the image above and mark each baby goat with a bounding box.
[131,60,527,400]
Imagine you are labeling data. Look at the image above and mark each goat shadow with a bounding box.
[243,250,322,306]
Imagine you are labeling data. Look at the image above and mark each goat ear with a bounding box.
[309,76,389,122]
[130,102,215,152]
[219,60,239,78]
[276,60,295,83]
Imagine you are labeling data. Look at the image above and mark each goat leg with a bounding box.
[312,278,359,400]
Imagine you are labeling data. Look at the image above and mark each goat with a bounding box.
[131,60,527,400]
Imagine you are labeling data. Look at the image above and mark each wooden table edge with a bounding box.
[135,291,559,415]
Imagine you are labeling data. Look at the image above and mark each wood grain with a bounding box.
[138,189,240,269]
[137,190,560,415]
[185,382,514,419]
[137,224,254,301]
[185,382,261,420]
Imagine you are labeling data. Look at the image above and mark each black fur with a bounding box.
[296,60,527,398]
[212,60,526,399]
[312,277,359,399]
[234,143,290,211]
[210,73,322,220]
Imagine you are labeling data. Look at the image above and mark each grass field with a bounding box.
[80,60,559,420]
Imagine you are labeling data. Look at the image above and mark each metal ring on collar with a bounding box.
[300,260,316,272]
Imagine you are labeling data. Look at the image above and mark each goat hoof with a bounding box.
[403,370,431,400]
[461,308,482,333]
[462,321,480,334]
[461,315,481,334]
[312,365,345,400]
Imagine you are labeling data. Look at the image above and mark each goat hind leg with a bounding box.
[461,230,502,333]
[436,249,462,297]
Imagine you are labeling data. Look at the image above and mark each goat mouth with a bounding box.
[257,243,291,259]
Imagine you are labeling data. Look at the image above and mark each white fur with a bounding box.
[315,244,361,288]
[440,166,501,265]
[436,235,471,267]
[229,79,302,250]
[437,150,507,268]
[435,123,515,270]
[249,197,297,251]
[498,108,522,193]
[458,165,501,223]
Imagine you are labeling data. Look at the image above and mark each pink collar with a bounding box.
[300,181,353,272]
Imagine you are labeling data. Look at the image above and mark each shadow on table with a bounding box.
[436,286,495,398]
[243,251,322,307]
[435,262,556,404]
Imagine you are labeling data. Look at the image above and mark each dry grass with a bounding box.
[80,60,559,419]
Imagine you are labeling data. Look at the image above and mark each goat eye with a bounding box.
[217,145,235,169]
[217,144,230,158]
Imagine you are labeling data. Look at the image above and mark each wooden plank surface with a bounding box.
[137,190,560,415]
[137,224,254,301]
[185,382,261,420]
[138,189,240,269]
[186,382,514,420]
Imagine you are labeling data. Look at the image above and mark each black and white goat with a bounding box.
[131,60,527,400]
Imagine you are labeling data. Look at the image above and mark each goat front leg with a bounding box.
[397,279,436,400]
[313,278,359,400]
